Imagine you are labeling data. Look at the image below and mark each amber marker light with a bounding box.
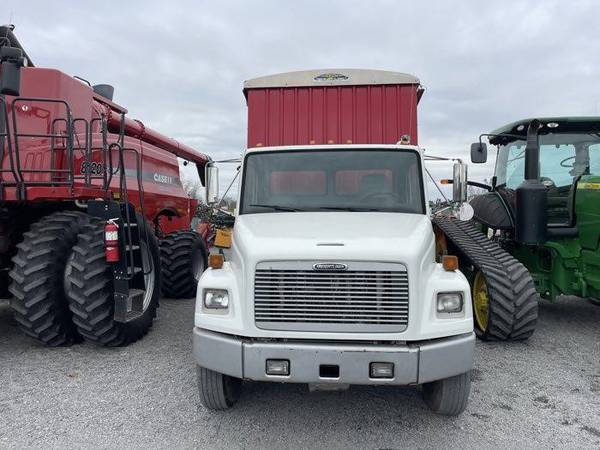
[442,255,459,271]
[214,229,232,248]
[209,253,224,269]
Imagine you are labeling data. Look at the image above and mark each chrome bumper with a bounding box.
[193,328,475,385]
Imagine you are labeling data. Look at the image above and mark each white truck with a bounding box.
[193,70,474,415]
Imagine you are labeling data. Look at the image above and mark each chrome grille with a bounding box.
[254,261,409,332]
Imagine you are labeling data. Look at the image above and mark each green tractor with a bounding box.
[435,117,600,341]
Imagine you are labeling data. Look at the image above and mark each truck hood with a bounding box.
[232,212,434,264]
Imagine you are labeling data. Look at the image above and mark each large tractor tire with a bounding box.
[65,217,160,346]
[434,216,538,341]
[160,231,208,299]
[8,211,90,346]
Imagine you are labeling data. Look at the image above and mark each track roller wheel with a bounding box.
[8,211,90,346]
[65,218,160,346]
[160,230,208,299]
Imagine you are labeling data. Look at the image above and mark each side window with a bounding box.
[179,159,203,199]
[505,144,526,189]
[539,145,576,187]
[589,144,600,175]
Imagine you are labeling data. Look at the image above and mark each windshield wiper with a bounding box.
[249,204,303,212]
[317,206,377,212]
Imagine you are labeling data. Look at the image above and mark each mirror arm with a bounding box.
[467,180,492,192]
[443,179,493,192]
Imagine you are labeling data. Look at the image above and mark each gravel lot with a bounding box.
[1,296,599,449]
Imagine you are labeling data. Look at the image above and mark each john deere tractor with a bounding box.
[436,117,600,341]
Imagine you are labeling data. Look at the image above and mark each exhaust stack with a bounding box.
[515,119,547,245]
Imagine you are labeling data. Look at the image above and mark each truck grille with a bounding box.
[254,261,409,332]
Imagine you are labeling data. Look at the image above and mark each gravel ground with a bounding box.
[0,296,599,449]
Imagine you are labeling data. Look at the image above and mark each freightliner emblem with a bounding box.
[313,263,348,271]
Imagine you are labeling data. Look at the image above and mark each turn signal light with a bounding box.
[209,253,224,269]
[442,255,459,271]
[440,179,451,185]
[214,229,232,248]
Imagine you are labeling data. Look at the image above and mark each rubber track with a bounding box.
[160,231,207,299]
[434,216,538,341]
[8,211,89,346]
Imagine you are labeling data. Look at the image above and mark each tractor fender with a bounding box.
[470,191,514,230]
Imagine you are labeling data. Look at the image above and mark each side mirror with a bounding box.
[470,142,488,164]
[205,163,219,205]
[452,162,468,203]
[0,47,25,96]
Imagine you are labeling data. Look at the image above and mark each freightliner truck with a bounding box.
[193,70,475,415]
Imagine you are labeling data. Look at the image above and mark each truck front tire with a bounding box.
[196,366,242,410]
[8,211,89,346]
[422,371,471,416]
[160,231,208,299]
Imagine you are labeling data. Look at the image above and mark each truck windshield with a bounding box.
[240,149,424,215]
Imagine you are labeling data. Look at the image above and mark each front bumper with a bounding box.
[193,328,475,385]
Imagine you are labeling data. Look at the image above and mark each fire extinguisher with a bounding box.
[104,218,120,262]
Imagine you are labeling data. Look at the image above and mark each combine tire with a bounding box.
[434,216,538,341]
[8,211,89,346]
[65,218,160,346]
[160,231,208,299]
[196,366,241,410]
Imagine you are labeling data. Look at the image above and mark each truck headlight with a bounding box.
[437,292,463,313]
[204,289,229,309]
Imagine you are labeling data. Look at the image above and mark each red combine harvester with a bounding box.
[0,26,210,346]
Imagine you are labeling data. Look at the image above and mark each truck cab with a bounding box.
[193,70,474,415]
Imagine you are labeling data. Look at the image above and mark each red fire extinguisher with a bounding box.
[104,219,120,262]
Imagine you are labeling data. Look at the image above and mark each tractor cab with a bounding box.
[489,118,600,228]
[469,118,600,237]
[464,117,600,303]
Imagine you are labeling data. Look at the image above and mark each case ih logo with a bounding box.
[154,173,174,184]
[313,263,348,271]
[313,73,349,82]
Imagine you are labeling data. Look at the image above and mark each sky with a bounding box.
[5,0,600,200]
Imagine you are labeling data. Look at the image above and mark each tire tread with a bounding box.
[8,211,89,346]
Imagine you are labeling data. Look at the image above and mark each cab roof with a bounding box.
[245,143,422,155]
[244,69,421,95]
[490,116,600,144]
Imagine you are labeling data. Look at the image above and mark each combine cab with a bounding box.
[0,25,210,346]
